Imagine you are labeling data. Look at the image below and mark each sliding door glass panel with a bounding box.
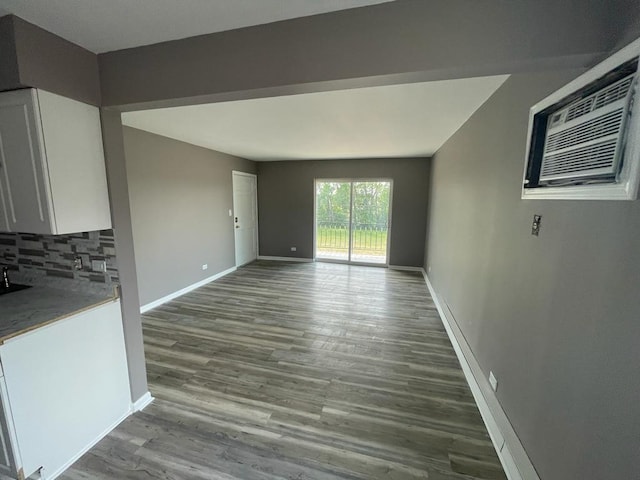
[315,181,351,261]
[351,181,390,264]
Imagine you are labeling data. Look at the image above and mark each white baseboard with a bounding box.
[140,266,237,313]
[257,256,313,263]
[131,391,154,412]
[388,265,424,272]
[421,270,539,480]
[48,408,131,480]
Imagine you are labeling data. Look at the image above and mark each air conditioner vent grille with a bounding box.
[538,73,635,183]
[545,109,624,153]
[594,76,633,109]
[566,97,595,122]
[540,140,618,179]
[552,75,634,125]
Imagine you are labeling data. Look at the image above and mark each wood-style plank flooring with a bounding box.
[61,261,506,480]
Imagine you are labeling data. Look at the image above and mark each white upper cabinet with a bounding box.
[0,89,111,234]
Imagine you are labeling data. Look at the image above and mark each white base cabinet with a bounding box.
[0,371,20,479]
[0,300,131,479]
[0,89,112,235]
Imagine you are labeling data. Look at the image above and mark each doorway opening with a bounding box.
[315,179,391,265]
[232,171,258,267]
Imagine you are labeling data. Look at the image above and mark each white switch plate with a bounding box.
[202,264,208,270]
[290,246,297,252]
[489,371,498,392]
[228,209,232,217]
[91,259,106,272]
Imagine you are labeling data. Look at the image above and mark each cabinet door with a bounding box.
[37,90,111,234]
[0,90,53,234]
[0,300,131,479]
[0,375,20,478]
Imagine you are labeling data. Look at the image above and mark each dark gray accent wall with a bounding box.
[614,6,640,49]
[97,1,633,109]
[0,15,100,105]
[257,158,429,266]
[0,16,20,92]
[425,70,640,480]
[122,127,256,306]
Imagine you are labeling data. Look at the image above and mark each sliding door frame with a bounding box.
[314,178,393,267]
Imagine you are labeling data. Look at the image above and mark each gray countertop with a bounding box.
[0,280,118,343]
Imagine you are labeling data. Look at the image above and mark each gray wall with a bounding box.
[258,158,429,266]
[425,70,640,480]
[97,0,633,109]
[102,112,148,402]
[123,127,256,306]
[0,16,20,92]
[12,16,101,105]
[0,15,100,105]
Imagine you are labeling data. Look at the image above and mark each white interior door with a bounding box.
[233,171,258,267]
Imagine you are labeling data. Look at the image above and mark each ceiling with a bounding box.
[0,0,393,53]
[122,76,509,161]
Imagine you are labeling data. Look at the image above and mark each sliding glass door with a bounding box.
[315,180,391,265]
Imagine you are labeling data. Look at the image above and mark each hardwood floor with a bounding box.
[61,261,506,480]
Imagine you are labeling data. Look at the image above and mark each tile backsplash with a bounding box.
[0,230,118,285]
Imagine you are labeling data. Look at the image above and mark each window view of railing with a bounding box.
[316,222,388,257]
[315,180,391,264]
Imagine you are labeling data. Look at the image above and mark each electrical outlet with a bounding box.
[290,246,297,252]
[202,264,208,270]
[73,257,83,270]
[531,214,542,236]
[489,371,498,392]
[91,260,106,272]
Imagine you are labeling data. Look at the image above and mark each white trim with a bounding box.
[131,392,154,412]
[232,170,259,267]
[421,270,539,480]
[47,409,131,480]
[388,265,424,272]
[521,182,638,201]
[257,256,313,263]
[315,258,386,268]
[140,266,237,313]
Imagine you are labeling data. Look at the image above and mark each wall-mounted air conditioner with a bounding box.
[522,38,640,200]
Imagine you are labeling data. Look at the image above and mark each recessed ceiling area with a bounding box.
[0,0,393,53]
[122,76,510,161]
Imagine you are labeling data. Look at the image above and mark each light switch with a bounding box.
[489,371,498,392]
